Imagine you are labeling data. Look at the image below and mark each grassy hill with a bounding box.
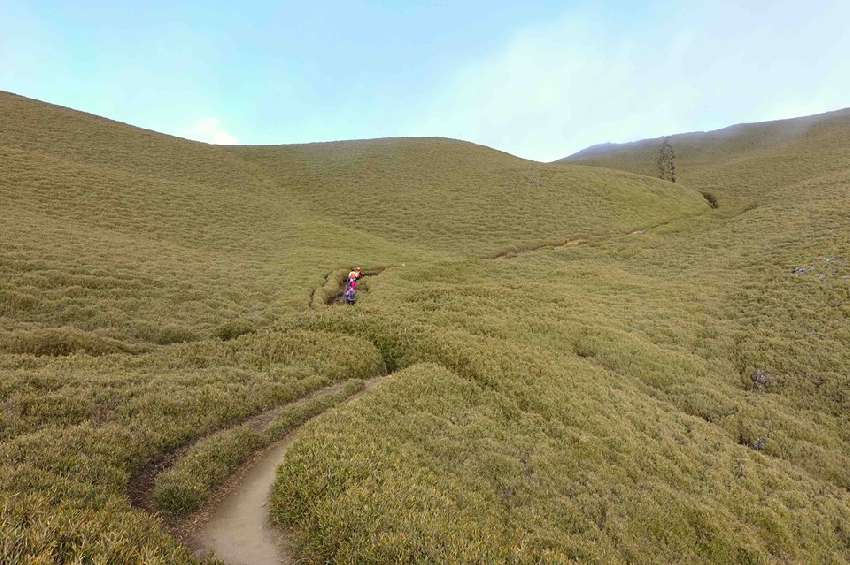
[227,139,706,255]
[2,91,850,563]
[561,107,850,210]
[1,91,706,349]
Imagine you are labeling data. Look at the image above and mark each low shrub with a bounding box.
[132,322,199,345]
[700,190,719,208]
[311,269,349,308]
[0,328,140,356]
[214,318,257,341]
[230,330,386,380]
[264,379,364,439]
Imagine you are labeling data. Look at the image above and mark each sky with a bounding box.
[2,0,849,161]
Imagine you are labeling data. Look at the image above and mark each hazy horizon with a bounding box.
[3,1,849,161]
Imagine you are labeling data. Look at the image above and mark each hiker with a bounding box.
[344,279,357,305]
[347,266,362,287]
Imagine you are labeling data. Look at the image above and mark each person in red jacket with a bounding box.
[347,266,362,288]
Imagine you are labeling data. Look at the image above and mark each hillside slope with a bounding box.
[1,91,706,347]
[3,93,849,564]
[227,139,706,255]
[269,108,850,562]
[561,107,850,209]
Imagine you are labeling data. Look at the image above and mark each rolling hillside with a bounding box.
[561,107,850,209]
[227,139,706,255]
[2,92,849,564]
[1,91,707,348]
[271,117,850,561]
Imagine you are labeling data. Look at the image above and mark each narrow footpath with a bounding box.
[187,374,391,565]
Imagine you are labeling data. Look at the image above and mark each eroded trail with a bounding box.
[187,374,391,564]
[188,438,294,564]
[129,380,328,513]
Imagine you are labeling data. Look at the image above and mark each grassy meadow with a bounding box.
[2,90,849,563]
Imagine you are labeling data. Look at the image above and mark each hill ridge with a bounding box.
[560,105,850,162]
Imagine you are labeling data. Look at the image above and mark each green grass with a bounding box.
[562,106,850,210]
[2,90,850,563]
[228,139,708,256]
[152,379,364,517]
[0,330,383,562]
[0,91,708,346]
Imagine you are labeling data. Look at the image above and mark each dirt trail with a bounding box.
[487,237,588,260]
[187,374,390,565]
[128,380,346,513]
[486,218,683,260]
[187,438,293,564]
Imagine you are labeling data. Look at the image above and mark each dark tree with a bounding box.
[656,137,677,183]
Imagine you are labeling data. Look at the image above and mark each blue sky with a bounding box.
[2,1,849,161]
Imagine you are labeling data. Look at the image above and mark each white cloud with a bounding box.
[181,117,239,145]
[413,0,850,162]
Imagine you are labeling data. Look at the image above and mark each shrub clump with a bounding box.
[132,322,199,345]
[153,425,266,516]
[214,319,257,341]
[311,269,350,308]
[265,379,364,439]
[700,190,719,208]
[230,330,386,381]
[0,328,140,356]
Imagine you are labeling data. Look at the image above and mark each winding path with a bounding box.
[188,437,294,564]
[192,213,712,562]
[186,374,391,564]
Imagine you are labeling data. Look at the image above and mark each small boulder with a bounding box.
[751,369,771,391]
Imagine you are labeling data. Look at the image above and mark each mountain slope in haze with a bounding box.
[561,107,850,209]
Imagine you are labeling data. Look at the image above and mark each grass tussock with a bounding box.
[310,269,349,308]
[0,327,143,356]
